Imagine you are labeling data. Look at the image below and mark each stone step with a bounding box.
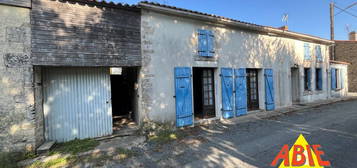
[36,141,56,154]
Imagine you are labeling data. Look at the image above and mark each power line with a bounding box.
[335,5,357,19]
[335,2,357,16]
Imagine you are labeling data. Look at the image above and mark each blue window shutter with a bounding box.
[317,69,323,90]
[207,30,215,57]
[316,46,322,62]
[264,69,275,111]
[235,68,247,116]
[174,67,193,127]
[331,68,337,90]
[307,69,311,90]
[221,68,234,118]
[304,43,310,60]
[198,29,208,56]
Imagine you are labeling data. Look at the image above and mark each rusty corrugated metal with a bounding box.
[43,67,112,142]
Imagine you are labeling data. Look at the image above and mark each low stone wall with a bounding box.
[0,4,35,152]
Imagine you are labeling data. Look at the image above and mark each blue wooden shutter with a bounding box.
[264,69,275,111]
[331,68,337,90]
[207,30,214,57]
[198,29,208,56]
[316,45,322,62]
[235,68,247,116]
[221,68,234,118]
[317,69,323,90]
[304,43,310,60]
[307,69,311,90]
[174,67,193,127]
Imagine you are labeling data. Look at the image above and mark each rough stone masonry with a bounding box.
[335,34,357,92]
[0,4,36,152]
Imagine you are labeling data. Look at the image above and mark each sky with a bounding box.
[112,0,357,40]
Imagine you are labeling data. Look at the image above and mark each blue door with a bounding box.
[264,69,275,111]
[221,68,234,118]
[174,67,193,127]
[331,68,337,90]
[235,68,247,116]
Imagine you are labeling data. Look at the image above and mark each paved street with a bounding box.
[118,99,357,168]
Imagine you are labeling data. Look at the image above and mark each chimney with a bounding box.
[278,25,288,31]
[349,31,357,41]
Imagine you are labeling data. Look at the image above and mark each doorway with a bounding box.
[291,68,300,103]
[247,69,260,111]
[110,67,138,133]
[193,68,216,120]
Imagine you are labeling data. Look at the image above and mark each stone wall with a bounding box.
[335,41,357,92]
[0,4,35,152]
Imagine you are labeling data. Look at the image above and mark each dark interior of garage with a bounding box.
[110,67,138,132]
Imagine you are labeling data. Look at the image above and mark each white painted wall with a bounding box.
[330,63,349,97]
[140,10,332,123]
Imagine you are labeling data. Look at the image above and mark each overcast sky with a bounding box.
[113,0,357,40]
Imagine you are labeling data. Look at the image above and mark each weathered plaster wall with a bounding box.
[141,10,331,123]
[0,5,35,152]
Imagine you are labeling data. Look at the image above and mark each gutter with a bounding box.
[139,3,334,45]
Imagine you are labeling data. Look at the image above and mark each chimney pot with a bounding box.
[349,31,357,41]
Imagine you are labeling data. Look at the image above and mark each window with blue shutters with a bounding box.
[331,68,337,90]
[304,68,311,91]
[198,29,214,57]
[304,43,311,60]
[316,45,323,62]
[316,68,323,90]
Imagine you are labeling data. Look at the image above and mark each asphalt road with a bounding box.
[120,99,357,168]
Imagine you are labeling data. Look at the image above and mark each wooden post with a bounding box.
[330,2,335,60]
[330,2,335,40]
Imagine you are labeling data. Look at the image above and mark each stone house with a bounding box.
[139,1,348,126]
[335,32,357,92]
[0,0,349,152]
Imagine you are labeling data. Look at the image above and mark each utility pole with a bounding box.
[330,2,335,40]
[330,2,335,60]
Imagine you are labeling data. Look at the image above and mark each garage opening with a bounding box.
[193,68,216,120]
[110,67,139,133]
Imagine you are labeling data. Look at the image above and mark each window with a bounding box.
[304,43,311,60]
[331,68,343,90]
[316,45,323,62]
[198,29,214,57]
[336,69,340,89]
[304,68,311,91]
[316,68,322,90]
[334,69,344,90]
